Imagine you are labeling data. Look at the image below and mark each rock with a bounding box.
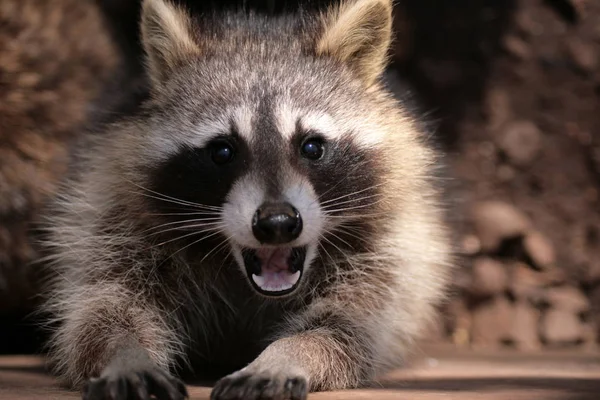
[510,263,546,303]
[523,231,556,269]
[497,121,542,167]
[591,287,600,344]
[566,38,598,73]
[509,262,566,302]
[582,323,598,350]
[496,165,516,182]
[509,301,542,351]
[471,201,531,252]
[448,298,471,347]
[586,262,600,285]
[468,258,508,298]
[541,309,584,346]
[461,235,481,255]
[515,11,542,36]
[485,88,511,129]
[452,268,472,292]
[419,58,463,88]
[585,188,598,203]
[543,0,589,22]
[503,35,531,60]
[591,286,600,315]
[471,297,512,347]
[542,286,590,314]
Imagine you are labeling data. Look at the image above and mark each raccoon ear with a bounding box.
[316,0,393,86]
[140,0,200,86]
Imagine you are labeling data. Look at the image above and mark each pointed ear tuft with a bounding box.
[140,0,200,86]
[316,0,393,86]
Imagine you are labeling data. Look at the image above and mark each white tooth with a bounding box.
[287,271,301,285]
[252,274,265,288]
[252,271,301,292]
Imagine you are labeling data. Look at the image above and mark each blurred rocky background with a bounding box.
[0,0,598,354]
[0,0,123,352]
[397,0,600,352]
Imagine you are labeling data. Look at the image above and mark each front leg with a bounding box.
[83,339,188,400]
[46,283,187,400]
[211,312,374,400]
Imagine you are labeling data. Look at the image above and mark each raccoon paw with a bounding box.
[82,367,188,400]
[210,370,308,400]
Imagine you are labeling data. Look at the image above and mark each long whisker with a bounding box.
[144,222,227,238]
[325,213,387,220]
[128,190,222,212]
[320,193,383,210]
[318,241,338,268]
[126,180,223,211]
[140,218,224,234]
[152,230,227,272]
[200,235,233,265]
[150,225,226,248]
[314,172,355,202]
[317,238,347,288]
[323,199,385,214]
[212,242,234,285]
[320,234,349,258]
[163,229,225,261]
[323,229,355,249]
[319,183,386,206]
[142,211,223,217]
[327,225,368,245]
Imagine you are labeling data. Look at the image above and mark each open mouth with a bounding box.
[242,246,306,296]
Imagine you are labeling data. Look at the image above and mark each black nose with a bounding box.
[252,202,302,244]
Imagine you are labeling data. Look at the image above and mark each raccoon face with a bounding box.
[138,0,393,297]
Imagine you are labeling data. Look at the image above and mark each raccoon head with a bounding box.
[137,0,396,297]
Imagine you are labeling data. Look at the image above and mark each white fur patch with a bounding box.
[273,101,297,139]
[274,101,384,147]
[282,174,325,248]
[222,174,264,248]
[231,105,255,141]
[222,173,324,249]
[142,107,255,162]
[222,172,324,277]
[144,118,230,162]
[300,112,338,137]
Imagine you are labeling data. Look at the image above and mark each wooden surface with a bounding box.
[1,346,599,399]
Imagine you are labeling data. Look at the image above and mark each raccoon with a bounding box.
[41,0,453,399]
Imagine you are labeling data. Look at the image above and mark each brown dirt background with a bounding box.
[0,0,599,357]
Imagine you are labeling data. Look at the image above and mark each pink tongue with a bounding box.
[252,248,300,292]
[256,248,291,273]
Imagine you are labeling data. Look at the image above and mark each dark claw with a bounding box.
[210,372,308,400]
[176,379,189,398]
[129,372,149,400]
[147,369,186,400]
[289,378,308,400]
[209,377,228,400]
[258,379,279,399]
[106,376,128,400]
[243,378,269,398]
[82,378,106,400]
[81,368,187,400]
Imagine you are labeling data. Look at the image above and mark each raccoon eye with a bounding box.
[210,141,234,164]
[301,139,324,160]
